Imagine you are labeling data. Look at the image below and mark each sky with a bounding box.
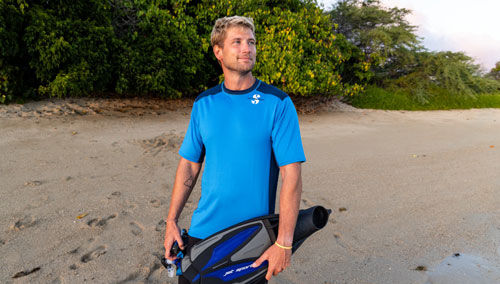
[318,0,500,72]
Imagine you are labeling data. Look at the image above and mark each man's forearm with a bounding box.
[167,157,202,221]
[276,163,302,246]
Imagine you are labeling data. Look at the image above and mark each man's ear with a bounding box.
[213,45,223,62]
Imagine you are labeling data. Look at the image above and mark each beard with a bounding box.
[223,57,255,75]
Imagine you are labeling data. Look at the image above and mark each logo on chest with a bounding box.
[249,94,264,105]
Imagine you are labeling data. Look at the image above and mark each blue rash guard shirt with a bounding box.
[179,79,306,239]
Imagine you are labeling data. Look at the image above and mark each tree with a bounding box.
[113,0,206,97]
[486,61,500,81]
[327,0,422,81]
[24,0,116,98]
[1,0,370,102]
[187,0,365,96]
[390,51,500,103]
[0,0,36,103]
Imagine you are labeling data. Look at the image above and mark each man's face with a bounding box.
[214,26,256,75]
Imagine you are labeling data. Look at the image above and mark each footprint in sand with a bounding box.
[132,132,184,156]
[150,199,161,208]
[125,201,137,209]
[116,272,141,284]
[333,233,349,249]
[145,262,162,281]
[111,142,124,152]
[107,191,121,199]
[68,246,80,255]
[80,246,107,263]
[152,252,163,261]
[10,216,38,231]
[301,197,313,206]
[130,222,144,236]
[155,220,166,232]
[87,213,117,228]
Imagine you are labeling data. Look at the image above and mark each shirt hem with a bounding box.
[277,158,306,167]
[179,151,202,163]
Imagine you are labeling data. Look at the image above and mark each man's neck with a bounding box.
[223,72,256,91]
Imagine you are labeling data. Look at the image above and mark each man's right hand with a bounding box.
[163,158,201,260]
[163,220,185,261]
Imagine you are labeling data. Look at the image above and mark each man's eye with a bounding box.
[249,41,256,45]
[233,40,240,44]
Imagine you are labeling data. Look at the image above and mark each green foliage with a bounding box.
[486,61,500,81]
[331,32,372,86]
[5,0,365,102]
[189,0,365,96]
[23,1,116,98]
[351,85,500,110]
[329,0,500,105]
[0,0,36,103]
[327,0,500,105]
[2,0,211,101]
[9,0,497,106]
[328,0,421,81]
[387,51,500,103]
[113,0,207,97]
[250,3,343,96]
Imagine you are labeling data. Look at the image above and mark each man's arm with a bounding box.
[252,162,302,280]
[164,157,202,260]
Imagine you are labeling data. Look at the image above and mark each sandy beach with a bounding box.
[1,98,499,284]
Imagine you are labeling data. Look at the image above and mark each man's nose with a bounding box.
[241,41,251,53]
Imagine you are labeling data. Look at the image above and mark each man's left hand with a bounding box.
[251,243,292,280]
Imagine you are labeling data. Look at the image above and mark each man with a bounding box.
[164,16,305,283]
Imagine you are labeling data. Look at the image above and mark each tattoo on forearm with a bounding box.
[184,176,195,190]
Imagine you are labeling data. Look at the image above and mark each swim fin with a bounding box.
[180,206,331,284]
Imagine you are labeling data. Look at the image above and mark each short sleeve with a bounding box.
[271,97,306,167]
[179,103,205,163]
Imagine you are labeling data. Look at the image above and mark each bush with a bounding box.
[351,85,500,110]
[387,51,500,103]
[1,0,370,103]
[327,0,421,83]
[0,0,36,103]
[114,0,207,98]
[24,1,116,98]
[189,0,368,97]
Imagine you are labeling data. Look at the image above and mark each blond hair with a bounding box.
[210,16,255,47]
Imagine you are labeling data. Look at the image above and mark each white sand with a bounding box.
[1,99,499,284]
